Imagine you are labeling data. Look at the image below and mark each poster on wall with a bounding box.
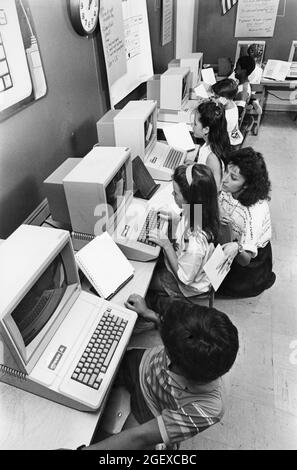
[235,0,279,38]
[161,0,173,46]
[99,0,127,89]
[108,0,153,107]
[0,0,47,122]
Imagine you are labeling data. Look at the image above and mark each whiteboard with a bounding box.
[235,0,279,38]
[109,0,153,107]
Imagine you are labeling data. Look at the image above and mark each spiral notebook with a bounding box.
[75,232,134,300]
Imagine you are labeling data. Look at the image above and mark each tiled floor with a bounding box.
[180,112,297,450]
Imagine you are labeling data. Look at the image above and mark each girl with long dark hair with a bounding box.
[148,163,220,301]
[192,99,230,190]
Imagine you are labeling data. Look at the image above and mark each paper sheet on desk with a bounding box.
[162,122,195,152]
[201,68,216,85]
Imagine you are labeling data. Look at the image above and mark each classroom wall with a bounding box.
[0,0,106,239]
[147,0,175,74]
[0,0,174,239]
[196,0,297,65]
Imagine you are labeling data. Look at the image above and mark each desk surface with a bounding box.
[0,258,157,450]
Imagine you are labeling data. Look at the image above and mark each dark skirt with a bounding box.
[217,242,276,298]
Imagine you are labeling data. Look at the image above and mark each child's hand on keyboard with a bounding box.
[125,294,161,327]
[148,228,171,249]
[125,294,148,316]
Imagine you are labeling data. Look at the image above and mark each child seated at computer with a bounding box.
[212,78,243,148]
[147,163,219,304]
[233,55,256,118]
[76,297,239,450]
[191,99,230,190]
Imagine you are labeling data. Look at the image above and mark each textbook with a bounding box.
[203,244,231,291]
[75,232,134,300]
[262,60,291,81]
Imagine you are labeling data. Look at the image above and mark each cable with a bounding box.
[266,91,291,102]
[19,0,34,36]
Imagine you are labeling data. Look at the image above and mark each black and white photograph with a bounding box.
[0,0,296,456]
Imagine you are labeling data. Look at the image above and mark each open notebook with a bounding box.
[75,232,134,300]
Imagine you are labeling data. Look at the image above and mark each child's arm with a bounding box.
[125,293,161,326]
[148,230,179,275]
[80,418,162,450]
[206,152,222,191]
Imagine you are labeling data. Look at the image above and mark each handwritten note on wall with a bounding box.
[109,0,153,107]
[99,0,127,87]
[235,0,279,38]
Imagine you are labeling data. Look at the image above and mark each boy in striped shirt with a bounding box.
[81,296,239,450]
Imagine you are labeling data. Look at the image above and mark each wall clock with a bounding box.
[69,0,100,36]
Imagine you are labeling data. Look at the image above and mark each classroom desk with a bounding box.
[261,77,297,89]
[0,204,160,449]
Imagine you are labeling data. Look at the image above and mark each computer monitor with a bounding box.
[63,147,133,236]
[114,100,157,161]
[0,224,79,376]
[160,67,191,111]
[169,53,204,90]
[0,224,137,411]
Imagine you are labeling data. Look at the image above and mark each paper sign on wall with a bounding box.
[99,0,127,88]
[161,0,173,46]
[235,0,279,38]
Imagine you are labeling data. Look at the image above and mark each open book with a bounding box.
[262,60,291,81]
[203,244,231,291]
[75,232,134,300]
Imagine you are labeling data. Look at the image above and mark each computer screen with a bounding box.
[0,225,79,374]
[114,100,157,161]
[63,147,133,236]
[11,254,67,347]
[182,71,190,102]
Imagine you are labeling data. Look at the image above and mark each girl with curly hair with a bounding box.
[218,147,275,297]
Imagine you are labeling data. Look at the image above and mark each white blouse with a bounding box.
[219,191,272,257]
[197,143,225,186]
[165,216,215,296]
[225,105,243,146]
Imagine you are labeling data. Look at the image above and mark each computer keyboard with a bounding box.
[137,210,163,246]
[0,31,13,93]
[71,308,127,390]
[163,148,184,169]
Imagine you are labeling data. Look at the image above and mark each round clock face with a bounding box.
[79,0,99,34]
[70,0,99,36]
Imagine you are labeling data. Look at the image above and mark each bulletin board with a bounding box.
[196,0,297,64]
[100,0,153,108]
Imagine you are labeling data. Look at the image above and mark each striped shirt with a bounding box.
[219,191,271,257]
[139,346,225,445]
